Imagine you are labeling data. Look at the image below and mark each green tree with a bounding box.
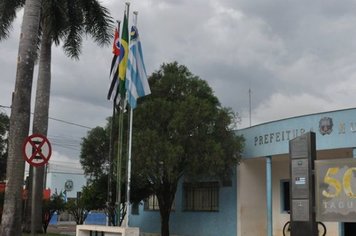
[0,112,9,181]
[31,1,112,232]
[131,62,244,236]
[80,124,118,225]
[0,191,4,224]
[80,126,111,178]
[0,112,9,223]
[42,191,65,233]
[80,119,152,225]
[65,192,91,225]
[0,0,42,235]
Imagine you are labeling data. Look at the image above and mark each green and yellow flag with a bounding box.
[118,11,129,105]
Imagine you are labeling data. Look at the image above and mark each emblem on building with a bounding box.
[319,117,333,135]
[64,179,73,192]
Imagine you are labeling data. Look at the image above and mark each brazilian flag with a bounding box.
[118,11,129,104]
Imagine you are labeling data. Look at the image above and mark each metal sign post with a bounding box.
[22,134,52,236]
[289,132,317,236]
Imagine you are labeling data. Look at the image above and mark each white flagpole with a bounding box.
[126,107,133,227]
[125,9,137,228]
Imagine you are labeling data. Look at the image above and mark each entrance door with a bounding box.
[344,223,356,236]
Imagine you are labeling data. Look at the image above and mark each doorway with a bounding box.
[344,223,356,236]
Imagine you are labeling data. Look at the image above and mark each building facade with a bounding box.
[45,162,87,199]
[130,108,356,236]
[236,108,356,236]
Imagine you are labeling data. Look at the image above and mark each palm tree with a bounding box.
[0,0,113,233]
[31,1,113,232]
[0,0,42,235]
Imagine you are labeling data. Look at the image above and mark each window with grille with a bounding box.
[183,181,219,211]
[144,195,175,211]
[144,194,160,211]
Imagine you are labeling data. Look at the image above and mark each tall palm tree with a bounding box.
[30,1,113,232]
[0,0,42,235]
[0,0,113,233]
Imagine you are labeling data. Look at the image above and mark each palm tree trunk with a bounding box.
[23,166,33,232]
[0,0,42,235]
[31,23,52,233]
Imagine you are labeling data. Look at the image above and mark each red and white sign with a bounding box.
[22,134,52,167]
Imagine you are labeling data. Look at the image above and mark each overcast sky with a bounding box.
[1,0,356,163]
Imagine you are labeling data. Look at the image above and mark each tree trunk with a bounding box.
[22,166,33,232]
[157,182,177,236]
[31,21,52,233]
[160,207,170,236]
[0,0,42,235]
[22,19,52,234]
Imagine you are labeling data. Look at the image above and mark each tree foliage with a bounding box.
[131,62,244,236]
[65,198,88,225]
[80,126,110,178]
[132,62,243,183]
[79,62,244,235]
[81,176,108,210]
[80,118,151,225]
[0,112,9,181]
[42,192,65,233]
[64,182,110,225]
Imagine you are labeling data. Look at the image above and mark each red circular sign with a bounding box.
[22,134,52,167]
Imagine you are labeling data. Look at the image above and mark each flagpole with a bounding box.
[107,20,121,226]
[125,10,137,228]
[114,18,123,226]
[116,105,124,226]
[107,99,115,226]
[116,2,130,226]
[125,107,133,227]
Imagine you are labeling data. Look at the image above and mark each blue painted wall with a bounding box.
[130,172,237,236]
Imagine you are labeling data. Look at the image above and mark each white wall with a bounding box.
[237,158,267,236]
[238,154,342,236]
[46,162,87,198]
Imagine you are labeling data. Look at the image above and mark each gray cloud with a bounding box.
[2,1,356,159]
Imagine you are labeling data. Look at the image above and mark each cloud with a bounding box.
[3,0,356,160]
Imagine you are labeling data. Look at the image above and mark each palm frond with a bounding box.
[62,0,84,59]
[79,0,113,46]
[0,0,25,40]
[42,0,67,46]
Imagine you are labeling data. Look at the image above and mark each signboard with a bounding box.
[292,199,310,221]
[22,134,52,167]
[315,158,356,222]
[291,159,309,199]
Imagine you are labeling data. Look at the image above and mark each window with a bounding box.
[281,180,290,212]
[144,195,175,211]
[144,195,160,211]
[131,202,139,215]
[183,182,219,211]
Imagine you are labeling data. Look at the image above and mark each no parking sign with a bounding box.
[22,134,52,167]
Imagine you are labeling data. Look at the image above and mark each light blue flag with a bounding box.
[126,25,151,109]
